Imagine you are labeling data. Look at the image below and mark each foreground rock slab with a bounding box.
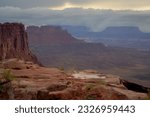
[0,59,149,100]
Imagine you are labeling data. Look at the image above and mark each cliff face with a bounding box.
[27,26,83,46]
[0,23,38,63]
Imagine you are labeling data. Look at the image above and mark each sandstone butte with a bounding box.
[0,23,149,100]
[0,23,38,63]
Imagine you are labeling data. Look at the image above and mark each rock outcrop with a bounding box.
[0,23,38,63]
[0,59,148,100]
[120,79,150,93]
[27,25,83,46]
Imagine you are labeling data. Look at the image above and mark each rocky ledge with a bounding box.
[120,79,150,93]
[0,59,148,100]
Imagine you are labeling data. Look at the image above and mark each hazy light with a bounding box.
[49,2,80,10]
[48,2,150,10]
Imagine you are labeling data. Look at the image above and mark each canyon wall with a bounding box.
[0,23,38,63]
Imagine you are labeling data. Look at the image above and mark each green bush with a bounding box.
[0,69,15,92]
[1,69,15,81]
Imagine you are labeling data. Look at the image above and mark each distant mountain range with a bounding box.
[62,25,150,50]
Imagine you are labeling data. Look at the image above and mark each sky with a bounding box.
[0,0,150,32]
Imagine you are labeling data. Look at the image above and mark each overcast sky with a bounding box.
[1,0,150,10]
[0,0,150,32]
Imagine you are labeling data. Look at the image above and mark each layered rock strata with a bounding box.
[0,23,38,63]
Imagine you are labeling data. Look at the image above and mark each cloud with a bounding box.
[0,0,150,32]
[0,0,67,8]
[0,6,150,32]
[0,0,150,10]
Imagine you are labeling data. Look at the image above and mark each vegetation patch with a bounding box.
[85,83,96,91]
[0,69,15,93]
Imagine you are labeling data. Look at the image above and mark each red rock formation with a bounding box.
[27,26,83,46]
[0,23,38,63]
[0,59,148,100]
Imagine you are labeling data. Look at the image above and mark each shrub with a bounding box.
[2,69,15,81]
[0,69,15,99]
[0,69,14,92]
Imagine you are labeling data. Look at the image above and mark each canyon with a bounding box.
[0,23,149,100]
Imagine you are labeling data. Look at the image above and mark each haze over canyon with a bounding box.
[0,0,150,100]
